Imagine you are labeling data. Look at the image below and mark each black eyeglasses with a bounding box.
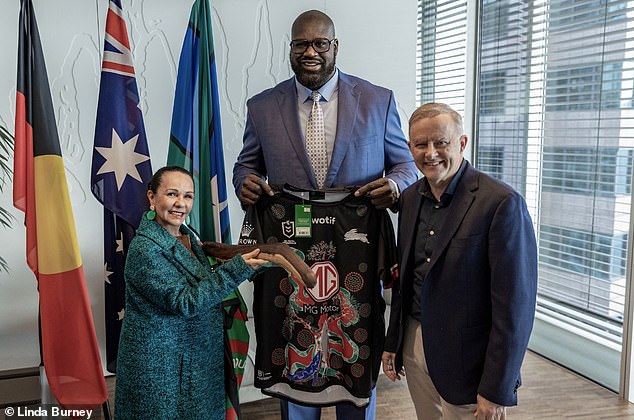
[290,38,337,54]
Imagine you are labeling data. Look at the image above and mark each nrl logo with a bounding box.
[344,228,369,244]
[282,220,295,238]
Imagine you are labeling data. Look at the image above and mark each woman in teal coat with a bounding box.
[114,166,265,419]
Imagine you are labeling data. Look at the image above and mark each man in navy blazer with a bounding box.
[383,103,537,419]
[233,9,417,420]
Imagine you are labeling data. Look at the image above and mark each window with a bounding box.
[542,147,634,196]
[476,145,504,178]
[476,0,634,390]
[417,0,468,111]
[480,71,507,115]
[546,64,623,111]
[540,224,625,290]
[417,0,634,391]
[539,224,627,324]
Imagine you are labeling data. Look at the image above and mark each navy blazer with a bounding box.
[385,162,537,406]
[232,71,417,194]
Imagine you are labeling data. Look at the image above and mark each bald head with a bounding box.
[291,10,335,39]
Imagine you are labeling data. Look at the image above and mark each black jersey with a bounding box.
[239,188,398,407]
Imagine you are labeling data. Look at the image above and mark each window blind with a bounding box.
[417,0,468,112]
[476,0,633,328]
[417,0,634,390]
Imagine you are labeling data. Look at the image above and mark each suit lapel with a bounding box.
[400,182,424,281]
[428,164,479,271]
[276,79,317,187]
[326,73,359,187]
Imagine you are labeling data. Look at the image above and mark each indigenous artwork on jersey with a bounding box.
[240,188,398,407]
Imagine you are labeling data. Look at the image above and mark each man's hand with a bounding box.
[355,177,399,209]
[474,394,506,420]
[381,351,404,382]
[239,173,273,206]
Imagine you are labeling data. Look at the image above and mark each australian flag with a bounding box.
[91,0,152,373]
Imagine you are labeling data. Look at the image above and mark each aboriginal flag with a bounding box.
[13,0,107,407]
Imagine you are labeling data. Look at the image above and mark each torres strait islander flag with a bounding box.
[168,0,231,245]
[13,0,107,407]
[91,0,152,373]
[168,1,246,418]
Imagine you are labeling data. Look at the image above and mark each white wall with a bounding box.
[0,0,416,372]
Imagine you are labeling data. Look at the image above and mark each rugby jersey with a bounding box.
[239,187,398,407]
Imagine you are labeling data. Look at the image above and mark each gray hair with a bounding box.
[409,103,464,134]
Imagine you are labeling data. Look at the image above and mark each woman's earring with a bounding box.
[146,206,156,221]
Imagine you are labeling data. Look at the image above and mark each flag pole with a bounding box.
[37,312,56,420]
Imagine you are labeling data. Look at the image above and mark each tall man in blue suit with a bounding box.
[233,10,416,209]
[382,103,537,420]
[233,9,417,420]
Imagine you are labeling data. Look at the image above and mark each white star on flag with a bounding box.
[117,308,125,321]
[95,128,150,191]
[211,175,229,241]
[104,263,113,285]
[116,231,124,253]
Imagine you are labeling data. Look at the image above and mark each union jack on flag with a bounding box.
[91,0,152,373]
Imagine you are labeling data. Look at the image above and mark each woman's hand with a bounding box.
[202,242,317,287]
[241,248,267,269]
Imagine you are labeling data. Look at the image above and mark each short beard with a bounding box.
[291,60,336,90]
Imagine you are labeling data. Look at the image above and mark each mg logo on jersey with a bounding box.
[307,261,339,302]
